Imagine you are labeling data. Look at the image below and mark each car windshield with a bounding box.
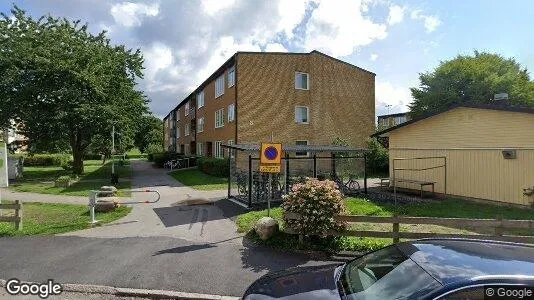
[341,245,441,299]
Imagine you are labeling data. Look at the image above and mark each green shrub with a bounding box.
[84,153,103,160]
[197,157,229,177]
[282,178,347,236]
[152,153,169,167]
[146,143,163,154]
[56,175,72,183]
[23,154,71,167]
[147,153,154,162]
[125,154,147,159]
[61,160,74,171]
[367,138,389,174]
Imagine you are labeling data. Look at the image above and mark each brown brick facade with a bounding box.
[163,51,375,161]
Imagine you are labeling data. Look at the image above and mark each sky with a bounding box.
[4,0,534,118]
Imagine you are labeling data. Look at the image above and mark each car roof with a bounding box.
[397,239,534,285]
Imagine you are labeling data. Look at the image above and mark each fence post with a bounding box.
[285,153,290,194]
[248,155,253,208]
[331,153,336,177]
[15,200,22,231]
[363,152,368,194]
[313,154,317,178]
[392,214,399,244]
[495,215,504,237]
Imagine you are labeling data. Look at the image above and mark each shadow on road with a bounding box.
[152,236,242,256]
[153,199,247,228]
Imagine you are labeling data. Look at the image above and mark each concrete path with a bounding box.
[0,236,343,297]
[62,160,240,244]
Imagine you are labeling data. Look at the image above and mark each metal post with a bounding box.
[444,156,447,197]
[88,191,99,225]
[248,155,252,208]
[111,125,115,175]
[285,153,290,194]
[227,154,231,199]
[393,159,397,205]
[268,174,272,217]
[313,154,317,178]
[363,152,368,194]
[331,153,336,177]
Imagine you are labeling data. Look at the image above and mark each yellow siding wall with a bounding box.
[389,107,534,148]
[388,108,534,206]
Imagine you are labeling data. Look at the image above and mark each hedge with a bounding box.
[23,154,71,167]
[198,157,229,177]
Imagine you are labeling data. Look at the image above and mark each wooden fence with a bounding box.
[0,200,23,230]
[284,213,534,244]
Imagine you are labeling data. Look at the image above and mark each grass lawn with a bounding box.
[236,198,534,253]
[0,201,131,237]
[9,160,132,197]
[169,169,227,191]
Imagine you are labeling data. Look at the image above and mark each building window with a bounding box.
[196,142,203,156]
[228,66,235,88]
[197,90,204,109]
[215,75,225,98]
[184,144,190,155]
[295,72,309,90]
[295,140,309,157]
[185,123,190,136]
[176,126,180,139]
[214,141,224,158]
[185,102,190,116]
[227,139,234,158]
[197,117,204,133]
[175,109,180,121]
[295,106,309,124]
[215,108,224,128]
[228,103,235,122]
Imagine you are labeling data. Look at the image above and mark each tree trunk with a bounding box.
[72,148,84,175]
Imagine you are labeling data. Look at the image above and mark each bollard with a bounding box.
[88,191,99,225]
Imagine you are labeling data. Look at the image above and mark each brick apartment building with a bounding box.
[163,50,375,159]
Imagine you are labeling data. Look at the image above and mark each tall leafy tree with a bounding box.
[0,6,148,174]
[133,115,163,153]
[409,51,534,117]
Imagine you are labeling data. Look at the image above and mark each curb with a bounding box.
[0,279,240,300]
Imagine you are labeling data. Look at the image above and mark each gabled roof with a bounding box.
[371,103,534,137]
[164,50,375,120]
[377,112,410,119]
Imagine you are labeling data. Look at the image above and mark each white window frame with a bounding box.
[227,139,234,158]
[175,109,180,121]
[197,117,204,133]
[185,123,190,136]
[197,90,204,109]
[184,144,190,155]
[295,106,309,124]
[176,126,180,139]
[185,102,190,116]
[227,66,235,88]
[295,72,309,90]
[295,140,309,157]
[196,142,203,156]
[228,103,235,122]
[215,108,224,128]
[215,75,225,98]
[214,141,224,158]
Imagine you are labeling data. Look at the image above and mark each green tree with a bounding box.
[0,6,148,174]
[410,51,534,118]
[133,115,163,153]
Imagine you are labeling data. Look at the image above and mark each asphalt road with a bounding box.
[0,235,341,297]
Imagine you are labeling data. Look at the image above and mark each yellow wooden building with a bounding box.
[372,103,534,207]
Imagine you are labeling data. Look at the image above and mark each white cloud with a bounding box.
[202,0,236,16]
[143,42,174,91]
[375,80,413,112]
[277,0,310,39]
[265,43,288,52]
[370,53,378,61]
[110,2,159,27]
[302,0,388,57]
[387,4,405,25]
[411,9,441,33]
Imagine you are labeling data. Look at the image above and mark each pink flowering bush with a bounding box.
[282,178,347,236]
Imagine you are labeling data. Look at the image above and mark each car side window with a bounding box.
[438,286,485,299]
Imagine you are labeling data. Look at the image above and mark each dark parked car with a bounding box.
[243,239,534,299]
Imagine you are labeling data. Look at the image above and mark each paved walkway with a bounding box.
[61,160,239,244]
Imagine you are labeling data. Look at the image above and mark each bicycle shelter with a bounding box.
[223,144,370,208]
